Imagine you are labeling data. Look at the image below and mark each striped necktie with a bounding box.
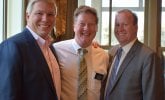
[105,47,122,100]
[78,48,88,100]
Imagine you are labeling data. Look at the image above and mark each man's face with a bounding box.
[26,1,56,39]
[74,13,98,48]
[114,12,137,46]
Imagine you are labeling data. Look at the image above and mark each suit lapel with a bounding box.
[104,45,119,96]
[24,28,56,94]
[109,40,142,93]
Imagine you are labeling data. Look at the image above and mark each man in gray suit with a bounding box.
[103,9,164,100]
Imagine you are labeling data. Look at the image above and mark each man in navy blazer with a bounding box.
[0,0,59,100]
[103,9,164,100]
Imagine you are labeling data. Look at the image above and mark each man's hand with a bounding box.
[92,41,100,48]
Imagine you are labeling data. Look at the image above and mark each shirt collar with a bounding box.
[71,39,91,54]
[26,25,50,47]
[121,38,137,54]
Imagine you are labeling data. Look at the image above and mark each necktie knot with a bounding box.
[116,47,123,60]
[78,48,88,56]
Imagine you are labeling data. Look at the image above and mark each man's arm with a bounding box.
[0,41,23,100]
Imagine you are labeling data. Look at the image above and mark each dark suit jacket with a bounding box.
[101,40,164,100]
[0,28,58,100]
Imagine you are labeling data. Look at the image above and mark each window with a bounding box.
[0,0,3,43]
[161,0,165,78]
[78,0,145,48]
[7,0,24,38]
[161,0,165,47]
[0,0,24,43]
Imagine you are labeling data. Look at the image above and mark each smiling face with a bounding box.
[26,1,56,39]
[114,11,138,46]
[74,12,98,48]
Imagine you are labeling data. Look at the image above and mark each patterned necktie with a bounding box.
[105,47,122,100]
[78,48,88,100]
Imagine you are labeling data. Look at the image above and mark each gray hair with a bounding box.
[74,5,98,24]
[26,0,57,16]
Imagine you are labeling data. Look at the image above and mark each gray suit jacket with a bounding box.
[102,40,164,100]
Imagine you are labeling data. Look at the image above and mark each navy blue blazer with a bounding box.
[0,28,58,100]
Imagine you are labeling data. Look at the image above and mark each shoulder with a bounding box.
[108,45,120,56]
[141,44,155,54]
[1,28,33,45]
[133,40,155,56]
[0,35,23,61]
[91,46,107,54]
[0,28,36,54]
[53,39,73,48]
[52,39,75,54]
[91,46,109,59]
[0,33,24,49]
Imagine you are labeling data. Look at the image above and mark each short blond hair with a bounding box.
[26,0,57,16]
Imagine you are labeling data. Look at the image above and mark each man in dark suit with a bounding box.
[103,9,164,100]
[0,0,60,100]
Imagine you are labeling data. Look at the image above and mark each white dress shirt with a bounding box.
[53,39,109,100]
[112,38,137,75]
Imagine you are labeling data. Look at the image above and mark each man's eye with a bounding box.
[48,13,55,16]
[124,24,128,26]
[36,12,42,15]
[89,23,95,26]
[79,23,85,26]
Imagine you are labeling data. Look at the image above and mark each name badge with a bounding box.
[94,73,104,80]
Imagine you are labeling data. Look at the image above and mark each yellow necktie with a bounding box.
[78,48,88,100]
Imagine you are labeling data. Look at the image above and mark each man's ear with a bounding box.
[26,12,30,21]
